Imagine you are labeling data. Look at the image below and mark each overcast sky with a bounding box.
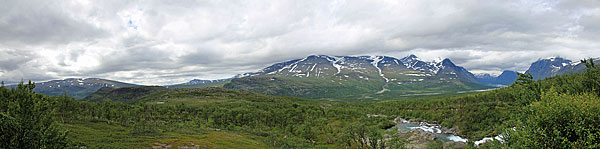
[1,0,599,85]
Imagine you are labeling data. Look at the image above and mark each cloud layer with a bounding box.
[1,0,599,85]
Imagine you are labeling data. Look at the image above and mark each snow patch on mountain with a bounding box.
[400,55,421,70]
[430,58,447,73]
[432,57,444,64]
[368,56,389,83]
[325,56,344,74]
[367,56,392,94]
[310,63,317,72]
[278,56,309,73]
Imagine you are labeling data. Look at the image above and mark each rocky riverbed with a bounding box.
[390,117,468,148]
[389,117,505,148]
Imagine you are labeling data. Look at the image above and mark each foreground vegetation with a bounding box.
[1,59,599,148]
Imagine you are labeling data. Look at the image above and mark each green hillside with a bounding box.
[224,75,490,101]
[83,86,170,102]
[166,80,230,89]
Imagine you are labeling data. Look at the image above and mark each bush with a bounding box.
[505,89,600,148]
[0,81,68,148]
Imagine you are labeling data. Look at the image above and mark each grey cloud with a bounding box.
[89,48,175,74]
[0,49,34,71]
[0,50,57,84]
[1,0,600,85]
[0,0,107,47]
[556,0,600,9]
[580,13,600,37]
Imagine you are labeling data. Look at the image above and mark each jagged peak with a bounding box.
[401,54,421,61]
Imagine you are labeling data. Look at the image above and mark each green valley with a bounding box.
[2,59,599,148]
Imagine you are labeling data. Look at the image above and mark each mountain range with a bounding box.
[224,55,490,100]
[5,78,137,99]
[4,55,598,101]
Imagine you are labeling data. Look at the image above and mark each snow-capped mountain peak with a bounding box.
[432,57,445,64]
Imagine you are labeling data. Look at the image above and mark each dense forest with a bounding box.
[1,59,599,148]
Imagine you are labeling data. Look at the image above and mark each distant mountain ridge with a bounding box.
[165,72,256,89]
[475,71,519,86]
[5,78,137,99]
